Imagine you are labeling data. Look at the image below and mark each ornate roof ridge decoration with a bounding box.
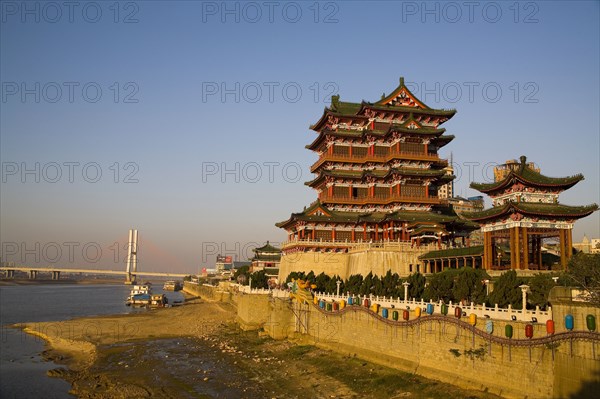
[310,77,457,131]
[304,167,449,186]
[470,155,585,193]
[276,198,473,227]
[305,126,453,151]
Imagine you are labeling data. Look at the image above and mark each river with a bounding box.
[0,283,184,398]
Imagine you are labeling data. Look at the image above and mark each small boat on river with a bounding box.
[163,280,182,291]
[126,285,168,307]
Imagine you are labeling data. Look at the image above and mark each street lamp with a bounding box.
[484,279,490,296]
[519,284,530,311]
[402,281,410,301]
[336,279,341,297]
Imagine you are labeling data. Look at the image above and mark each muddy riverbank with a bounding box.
[18,298,501,398]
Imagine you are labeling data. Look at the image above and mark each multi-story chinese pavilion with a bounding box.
[465,157,598,270]
[276,78,474,279]
[250,241,282,282]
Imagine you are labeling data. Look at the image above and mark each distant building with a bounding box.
[573,236,600,254]
[448,196,484,216]
[215,255,233,271]
[493,158,540,182]
[250,241,282,282]
[437,163,454,199]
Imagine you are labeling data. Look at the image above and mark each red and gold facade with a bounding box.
[277,78,474,254]
[465,157,598,270]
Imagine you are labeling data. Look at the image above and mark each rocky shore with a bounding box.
[17,295,501,398]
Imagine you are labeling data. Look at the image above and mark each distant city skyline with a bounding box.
[1,1,598,273]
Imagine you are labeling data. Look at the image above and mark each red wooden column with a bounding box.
[312,227,316,240]
[351,227,355,241]
[363,223,367,240]
[331,228,336,241]
[390,221,394,240]
[559,229,568,269]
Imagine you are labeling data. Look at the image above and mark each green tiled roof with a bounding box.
[276,200,464,228]
[253,241,281,253]
[311,78,457,131]
[471,156,584,193]
[419,245,484,260]
[463,202,599,221]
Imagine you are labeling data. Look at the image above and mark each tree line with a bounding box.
[234,253,600,310]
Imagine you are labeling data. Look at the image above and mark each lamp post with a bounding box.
[519,284,530,311]
[336,279,341,297]
[403,281,410,301]
[484,279,490,296]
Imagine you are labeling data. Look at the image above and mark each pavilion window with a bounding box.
[374,186,389,198]
[333,145,347,156]
[333,186,349,197]
[353,147,368,157]
[374,145,388,156]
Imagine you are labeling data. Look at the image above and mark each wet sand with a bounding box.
[17,296,502,399]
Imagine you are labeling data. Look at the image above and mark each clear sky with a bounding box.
[1,1,599,274]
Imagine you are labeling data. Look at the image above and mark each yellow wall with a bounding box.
[278,246,430,281]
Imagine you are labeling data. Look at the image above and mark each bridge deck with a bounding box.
[0,266,188,278]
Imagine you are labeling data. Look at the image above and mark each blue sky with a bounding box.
[1,1,599,273]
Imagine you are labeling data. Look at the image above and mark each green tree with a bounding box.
[285,271,306,284]
[406,272,426,299]
[250,270,269,289]
[527,273,556,310]
[423,271,454,302]
[381,270,402,298]
[372,275,384,296]
[315,272,331,292]
[359,272,374,296]
[344,274,363,295]
[488,270,524,308]
[563,253,600,305]
[452,268,489,304]
[234,265,250,285]
[305,271,316,285]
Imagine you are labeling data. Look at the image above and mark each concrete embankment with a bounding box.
[189,282,600,399]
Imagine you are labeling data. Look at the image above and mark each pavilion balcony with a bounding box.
[310,151,444,173]
[318,193,444,205]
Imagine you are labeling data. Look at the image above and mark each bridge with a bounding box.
[0,265,189,280]
[1,229,189,283]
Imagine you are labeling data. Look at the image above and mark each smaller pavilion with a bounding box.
[463,156,598,270]
[250,242,282,281]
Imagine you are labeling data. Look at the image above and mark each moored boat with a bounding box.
[163,280,182,291]
[126,284,167,307]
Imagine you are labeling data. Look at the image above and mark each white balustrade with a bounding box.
[312,291,552,323]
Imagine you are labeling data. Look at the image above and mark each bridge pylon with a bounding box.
[125,229,139,285]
